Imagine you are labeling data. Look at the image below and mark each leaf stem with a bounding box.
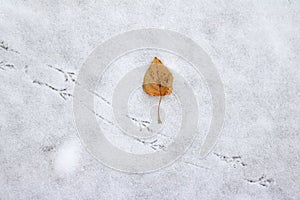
[158,95,163,124]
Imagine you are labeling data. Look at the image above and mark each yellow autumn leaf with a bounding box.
[142,57,173,124]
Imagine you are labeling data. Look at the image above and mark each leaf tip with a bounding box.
[152,57,163,64]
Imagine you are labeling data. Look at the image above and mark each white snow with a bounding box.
[54,139,82,176]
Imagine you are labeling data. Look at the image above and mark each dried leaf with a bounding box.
[143,57,173,124]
